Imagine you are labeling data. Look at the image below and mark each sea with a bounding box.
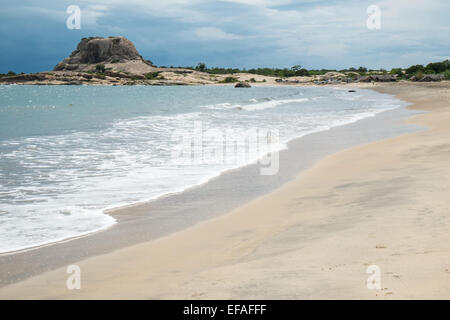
[0,84,405,253]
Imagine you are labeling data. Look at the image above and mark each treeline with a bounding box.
[393,60,450,79]
[189,63,314,77]
[0,71,20,78]
[187,60,450,80]
[2,60,449,80]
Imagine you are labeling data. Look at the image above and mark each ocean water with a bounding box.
[0,85,405,253]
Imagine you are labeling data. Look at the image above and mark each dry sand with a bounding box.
[1,81,449,299]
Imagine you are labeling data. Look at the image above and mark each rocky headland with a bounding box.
[0,36,218,86]
[0,36,448,86]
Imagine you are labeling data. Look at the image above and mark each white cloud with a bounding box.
[194,27,243,40]
[19,4,109,27]
[5,0,449,69]
[219,0,293,7]
[79,0,208,23]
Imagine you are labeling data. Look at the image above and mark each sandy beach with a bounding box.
[1,81,449,299]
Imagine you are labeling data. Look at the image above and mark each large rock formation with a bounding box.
[54,36,155,74]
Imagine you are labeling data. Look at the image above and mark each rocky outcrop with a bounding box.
[54,36,155,73]
[357,75,397,82]
[0,70,214,86]
[410,74,445,82]
[235,82,251,88]
[0,73,47,83]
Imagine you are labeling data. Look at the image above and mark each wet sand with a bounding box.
[1,81,449,299]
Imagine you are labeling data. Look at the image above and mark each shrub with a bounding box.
[144,72,161,80]
[347,72,359,80]
[426,60,450,74]
[390,68,404,78]
[195,63,207,72]
[405,64,424,75]
[414,71,424,80]
[444,70,450,80]
[95,64,106,73]
[219,76,239,83]
[358,66,368,73]
[290,65,309,76]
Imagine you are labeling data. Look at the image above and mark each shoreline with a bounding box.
[1,81,449,299]
[0,85,405,256]
[0,85,417,284]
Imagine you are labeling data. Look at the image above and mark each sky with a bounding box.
[0,0,449,73]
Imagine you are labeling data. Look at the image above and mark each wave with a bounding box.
[201,97,309,111]
[0,86,405,254]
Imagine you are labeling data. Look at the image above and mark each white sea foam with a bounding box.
[0,86,405,253]
[201,97,309,111]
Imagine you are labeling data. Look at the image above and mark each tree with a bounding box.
[358,66,367,73]
[425,60,450,74]
[405,64,424,75]
[390,68,404,78]
[196,62,207,72]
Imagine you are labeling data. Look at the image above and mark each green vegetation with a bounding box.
[195,62,207,72]
[0,71,16,78]
[95,64,106,73]
[219,76,239,83]
[144,72,164,80]
[389,68,404,77]
[358,66,367,73]
[403,60,450,79]
[188,63,310,77]
[216,66,309,77]
[405,64,424,75]
[182,60,449,82]
[1,59,449,83]
[424,60,450,73]
[94,73,106,80]
[188,63,386,78]
[414,71,424,80]
[246,66,309,77]
[306,69,335,76]
[174,71,190,75]
[445,70,450,80]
